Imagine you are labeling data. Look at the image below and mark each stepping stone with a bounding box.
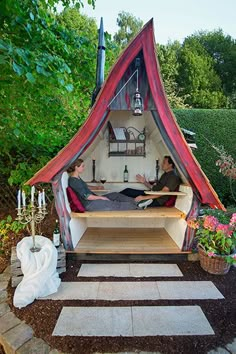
[52,306,214,336]
[41,281,223,301]
[77,263,183,277]
[97,281,159,300]
[157,281,224,300]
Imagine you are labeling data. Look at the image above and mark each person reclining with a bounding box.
[67,158,152,211]
[120,156,181,207]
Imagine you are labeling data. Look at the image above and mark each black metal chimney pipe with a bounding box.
[91,17,105,106]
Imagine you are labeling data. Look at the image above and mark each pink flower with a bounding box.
[230,213,236,225]
[203,215,219,231]
[207,252,216,257]
[216,224,230,234]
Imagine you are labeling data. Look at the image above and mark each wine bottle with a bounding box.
[156,160,159,182]
[53,219,61,247]
[123,165,129,182]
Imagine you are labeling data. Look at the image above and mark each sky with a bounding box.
[80,0,236,44]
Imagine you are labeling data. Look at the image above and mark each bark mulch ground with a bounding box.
[4,260,236,354]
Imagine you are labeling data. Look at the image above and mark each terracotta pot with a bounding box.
[198,246,231,275]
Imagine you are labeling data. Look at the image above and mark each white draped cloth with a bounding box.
[13,236,61,309]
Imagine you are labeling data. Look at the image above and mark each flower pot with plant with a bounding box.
[187,210,236,274]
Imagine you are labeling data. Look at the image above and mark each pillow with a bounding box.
[164,195,177,207]
[164,186,179,208]
[66,186,85,213]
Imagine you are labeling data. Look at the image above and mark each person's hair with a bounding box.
[164,155,175,168]
[67,158,84,173]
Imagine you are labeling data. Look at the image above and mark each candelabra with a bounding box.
[16,204,47,252]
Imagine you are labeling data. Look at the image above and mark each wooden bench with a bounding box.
[61,172,193,250]
[71,207,186,219]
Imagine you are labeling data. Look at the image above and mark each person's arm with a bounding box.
[87,194,109,201]
[135,186,170,202]
[136,174,152,189]
[87,185,104,190]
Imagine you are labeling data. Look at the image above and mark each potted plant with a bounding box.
[187,210,236,274]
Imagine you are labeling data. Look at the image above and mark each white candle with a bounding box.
[17,190,21,209]
[31,186,35,205]
[38,191,42,208]
[42,189,46,205]
[22,191,26,207]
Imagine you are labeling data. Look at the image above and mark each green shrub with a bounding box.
[174,109,236,207]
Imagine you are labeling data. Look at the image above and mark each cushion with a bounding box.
[66,187,85,213]
[164,195,177,207]
[164,186,179,208]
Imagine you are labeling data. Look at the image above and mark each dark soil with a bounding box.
[6,260,236,354]
[1,206,236,354]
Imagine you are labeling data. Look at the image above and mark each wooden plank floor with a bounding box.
[73,228,185,254]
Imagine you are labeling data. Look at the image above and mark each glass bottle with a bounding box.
[156,160,159,182]
[53,219,60,247]
[123,165,129,182]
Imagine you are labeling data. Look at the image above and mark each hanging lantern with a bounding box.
[132,88,143,116]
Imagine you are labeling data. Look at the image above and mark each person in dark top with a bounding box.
[120,156,181,207]
[67,159,152,211]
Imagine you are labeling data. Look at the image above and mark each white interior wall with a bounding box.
[79,111,178,183]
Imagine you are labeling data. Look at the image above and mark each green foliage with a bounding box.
[0,215,26,255]
[174,109,236,206]
[157,41,189,108]
[0,6,100,185]
[187,211,236,264]
[0,0,95,87]
[113,12,143,48]
[187,30,236,106]
[177,38,227,108]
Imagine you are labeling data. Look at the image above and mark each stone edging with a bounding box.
[0,265,235,354]
[0,266,66,354]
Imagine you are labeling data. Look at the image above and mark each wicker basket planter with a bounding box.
[198,246,231,275]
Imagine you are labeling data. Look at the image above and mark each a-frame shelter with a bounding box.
[27,19,224,255]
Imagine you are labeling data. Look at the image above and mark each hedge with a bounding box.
[174,109,236,207]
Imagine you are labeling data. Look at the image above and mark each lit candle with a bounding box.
[38,191,42,208]
[17,190,21,209]
[42,189,46,205]
[22,191,26,207]
[31,186,35,205]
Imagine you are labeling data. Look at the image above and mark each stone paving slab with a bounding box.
[226,338,236,353]
[0,312,21,334]
[78,263,183,277]
[53,307,133,337]
[157,281,224,300]
[0,302,10,317]
[40,282,99,300]
[52,306,214,337]
[41,281,223,301]
[97,282,160,300]
[132,306,214,336]
[0,281,8,291]
[16,337,51,354]
[1,322,33,353]
[0,290,8,304]
[207,348,230,354]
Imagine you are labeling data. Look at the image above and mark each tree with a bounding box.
[177,38,227,108]
[0,0,95,88]
[113,12,143,48]
[157,41,189,108]
[188,30,236,107]
[0,2,100,185]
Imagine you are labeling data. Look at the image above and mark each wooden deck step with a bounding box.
[71,227,187,254]
[71,207,185,219]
